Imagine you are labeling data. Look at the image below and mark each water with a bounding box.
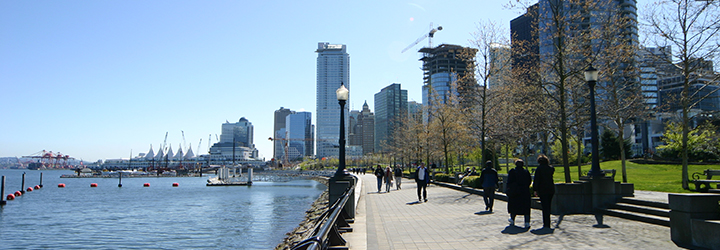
[0,169,326,249]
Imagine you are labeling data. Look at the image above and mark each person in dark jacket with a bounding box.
[384,166,394,193]
[533,154,555,229]
[507,159,532,228]
[478,160,499,212]
[374,165,384,193]
[394,165,403,190]
[415,163,430,202]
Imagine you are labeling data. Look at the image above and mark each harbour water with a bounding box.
[0,169,325,249]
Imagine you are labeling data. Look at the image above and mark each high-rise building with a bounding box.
[348,102,374,155]
[273,107,294,160]
[286,112,314,159]
[419,44,477,121]
[374,83,408,153]
[316,42,350,158]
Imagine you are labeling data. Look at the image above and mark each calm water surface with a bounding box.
[0,169,325,249]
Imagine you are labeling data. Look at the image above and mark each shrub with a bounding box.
[433,173,452,182]
[462,176,482,188]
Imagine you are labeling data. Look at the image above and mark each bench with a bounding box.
[691,169,720,191]
[581,169,616,180]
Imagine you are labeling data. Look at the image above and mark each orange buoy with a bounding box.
[34,185,40,189]
[26,187,33,192]
[14,191,22,197]
[6,194,15,200]
[143,183,150,187]
[90,183,98,187]
[172,182,179,187]
[58,183,66,188]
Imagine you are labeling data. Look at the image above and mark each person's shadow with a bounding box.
[474,211,493,215]
[406,201,422,205]
[501,225,530,234]
[530,227,555,235]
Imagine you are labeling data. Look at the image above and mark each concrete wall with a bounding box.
[668,193,720,250]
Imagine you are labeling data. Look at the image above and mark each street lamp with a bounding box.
[585,65,603,178]
[335,83,349,178]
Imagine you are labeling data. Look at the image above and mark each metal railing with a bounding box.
[291,178,355,250]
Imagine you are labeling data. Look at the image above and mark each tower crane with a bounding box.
[401,23,443,53]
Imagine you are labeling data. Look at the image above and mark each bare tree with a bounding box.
[643,0,720,189]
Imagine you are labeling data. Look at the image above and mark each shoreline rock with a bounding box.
[275,177,329,250]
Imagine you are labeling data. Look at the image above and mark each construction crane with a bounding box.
[401,23,443,53]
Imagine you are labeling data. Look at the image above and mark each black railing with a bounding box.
[291,178,355,250]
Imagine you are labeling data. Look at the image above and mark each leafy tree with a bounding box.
[643,0,720,189]
[658,121,720,162]
[551,134,584,165]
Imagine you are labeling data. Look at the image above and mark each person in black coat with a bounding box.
[533,154,555,229]
[374,165,384,193]
[507,159,532,228]
[478,161,499,212]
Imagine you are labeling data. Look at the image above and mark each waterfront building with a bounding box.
[348,102,374,155]
[273,107,294,160]
[374,83,408,153]
[315,42,349,158]
[286,111,314,160]
[209,117,260,162]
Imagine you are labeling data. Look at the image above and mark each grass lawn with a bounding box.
[477,160,717,193]
[546,160,717,193]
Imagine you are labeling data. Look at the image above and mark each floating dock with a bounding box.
[206,166,253,186]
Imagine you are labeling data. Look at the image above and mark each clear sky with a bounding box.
[1,1,648,162]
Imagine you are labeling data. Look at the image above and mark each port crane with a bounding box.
[401,23,443,53]
[22,150,74,169]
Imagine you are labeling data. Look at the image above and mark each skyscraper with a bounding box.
[374,83,408,153]
[316,42,350,158]
[273,107,294,160]
[286,112,314,159]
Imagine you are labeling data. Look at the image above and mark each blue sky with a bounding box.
[1,1,648,162]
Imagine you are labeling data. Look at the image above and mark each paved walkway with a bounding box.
[344,173,679,250]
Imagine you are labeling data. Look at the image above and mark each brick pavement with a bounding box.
[344,173,679,250]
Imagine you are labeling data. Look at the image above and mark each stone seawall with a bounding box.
[275,177,329,250]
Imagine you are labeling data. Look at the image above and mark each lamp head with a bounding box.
[336,83,349,101]
[584,65,599,82]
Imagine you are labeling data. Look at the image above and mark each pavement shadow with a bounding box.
[474,211,493,216]
[406,201,423,205]
[530,227,555,235]
[501,225,530,235]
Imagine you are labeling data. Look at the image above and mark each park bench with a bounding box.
[580,169,616,180]
[691,169,720,191]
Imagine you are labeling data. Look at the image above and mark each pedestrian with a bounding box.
[415,162,430,202]
[374,165,384,193]
[533,154,555,229]
[507,159,532,228]
[394,165,403,190]
[385,166,393,193]
[478,160,499,212]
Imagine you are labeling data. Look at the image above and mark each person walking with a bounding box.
[533,154,555,229]
[374,165,384,193]
[478,160,499,212]
[415,162,430,202]
[394,165,403,190]
[384,166,394,193]
[507,159,532,228]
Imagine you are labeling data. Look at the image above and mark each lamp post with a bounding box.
[585,65,603,178]
[335,83,349,178]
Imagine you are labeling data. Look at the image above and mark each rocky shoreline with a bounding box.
[275,177,329,250]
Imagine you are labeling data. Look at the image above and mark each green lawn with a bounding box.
[544,160,717,193]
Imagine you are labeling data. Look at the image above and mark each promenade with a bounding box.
[344,173,679,249]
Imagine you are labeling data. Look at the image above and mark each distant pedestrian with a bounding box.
[385,166,393,193]
[374,165,384,193]
[479,160,499,212]
[415,162,430,202]
[507,159,532,228]
[394,165,403,190]
[533,154,555,229]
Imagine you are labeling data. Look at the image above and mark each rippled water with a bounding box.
[0,169,325,249]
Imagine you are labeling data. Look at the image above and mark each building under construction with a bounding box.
[420,44,478,115]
